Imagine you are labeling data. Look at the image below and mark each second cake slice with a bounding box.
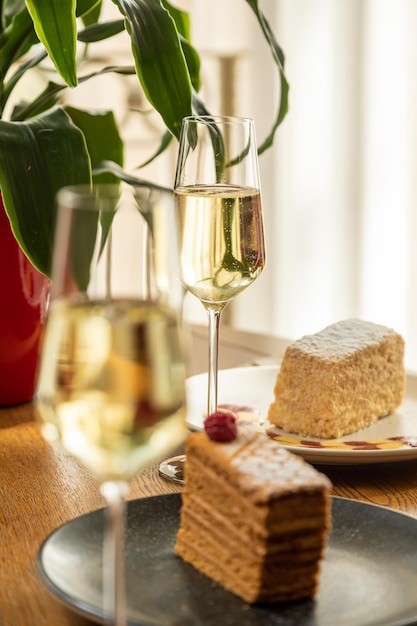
[268,319,405,439]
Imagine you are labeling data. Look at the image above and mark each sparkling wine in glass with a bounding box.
[159,115,266,483]
[36,184,187,625]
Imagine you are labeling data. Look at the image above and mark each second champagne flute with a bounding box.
[159,115,266,482]
[37,184,187,625]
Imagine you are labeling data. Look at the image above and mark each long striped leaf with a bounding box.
[113,0,193,139]
[76,0,102,17]
[78,19,125,43]
[161,0,200,91]
[244,0,289,153]
[25,0,78,87]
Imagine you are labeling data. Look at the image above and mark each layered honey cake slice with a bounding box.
[175,420,331,604]
[268,319,405,439]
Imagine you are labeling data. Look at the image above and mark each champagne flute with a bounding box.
[36,184,186,625]
[159,115,266,483]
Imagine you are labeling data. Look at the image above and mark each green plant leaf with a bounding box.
[70,186,119,293]
[25,0,78,87]
[1,48,47,114]
[244,0,289,154]
[0,107,92,275]
[64,106,124,182]
[11,80,62,121]
[77,18,125,43]
[179,34,201,93]
[76,0,101,17]
[10,65,137,122]
[161,0,189,38]
[93,160,170,192]
[81,3,102,27]
[161,0,200,91]
[2,0,27,27]
[135,130,173,169]
[191,91,211,116]
[113,0,193,139]
[0,6,36,85]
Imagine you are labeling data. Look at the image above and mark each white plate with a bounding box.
[186,365,417,464]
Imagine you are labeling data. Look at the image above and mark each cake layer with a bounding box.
[175,430,331,604]
[268,319,405,439]
[176,537,319,603]
[178,504,325,564]
[183,459,329,542]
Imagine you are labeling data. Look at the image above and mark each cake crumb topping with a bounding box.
[294,319,393,359]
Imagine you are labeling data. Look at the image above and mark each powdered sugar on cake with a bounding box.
[268,318,405,439]
[295,319,393,359]
[217,430,330,499]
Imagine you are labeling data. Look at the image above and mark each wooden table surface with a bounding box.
[2,324,417,626]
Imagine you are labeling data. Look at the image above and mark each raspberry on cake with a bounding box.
[204,411,238,442]
[268,319,405,439]
[175,429,331,604]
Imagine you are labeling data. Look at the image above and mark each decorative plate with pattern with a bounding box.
[185,365,417,464]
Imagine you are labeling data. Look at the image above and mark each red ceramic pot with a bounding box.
[0,195,50,405]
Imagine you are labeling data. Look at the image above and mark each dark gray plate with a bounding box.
[37,495,417,626]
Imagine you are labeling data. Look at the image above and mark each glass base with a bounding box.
[158,455,185,484]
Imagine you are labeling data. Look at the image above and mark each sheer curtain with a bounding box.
[69,0,417,370]
[186,0,417,370]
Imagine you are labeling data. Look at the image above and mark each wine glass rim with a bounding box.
[181,114,254,125]
[56,183,125,206]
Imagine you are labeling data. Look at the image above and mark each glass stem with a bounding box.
[100,480,130,626]
[207,308,222,415]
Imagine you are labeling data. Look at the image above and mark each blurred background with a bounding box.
[63,0,417,370]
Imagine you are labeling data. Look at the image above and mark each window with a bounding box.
[184,0,417,370]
